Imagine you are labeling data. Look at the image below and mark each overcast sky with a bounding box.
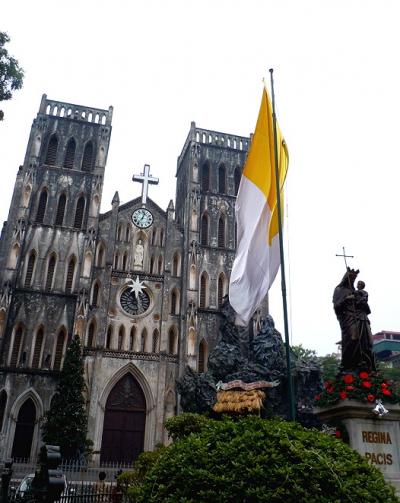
[1,0,399,356]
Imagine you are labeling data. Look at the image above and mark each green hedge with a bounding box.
[132,415,398,503]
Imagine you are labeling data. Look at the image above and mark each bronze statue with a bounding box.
[333,268,376,372]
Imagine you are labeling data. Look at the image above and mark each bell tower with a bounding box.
[0,94,112,371]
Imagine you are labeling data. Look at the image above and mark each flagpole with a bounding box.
[269,68,296,421]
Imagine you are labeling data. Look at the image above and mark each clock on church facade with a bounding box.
[120,289,151,316]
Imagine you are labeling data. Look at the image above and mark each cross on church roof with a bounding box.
[132,164,159,205]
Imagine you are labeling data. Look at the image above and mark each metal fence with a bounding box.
[0,460,134,485]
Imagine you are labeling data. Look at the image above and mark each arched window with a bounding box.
[74,196,85,229]
[96,244,105,267]
[117,224,122,241]
[172,252,180,277]
[92,282,100,307]
[129,327,136,351]
[198,339,207,373]
[25,251,36,288]
[152,330,159,353]
[170,289,178,315]
[55,194,66,226]
[106,326,112,349]
[45,135,58,165]
[122,252,128,271]
[10,325,23,367]
[217,273,225,308]
[113,252,119,269]
[160,229,164,246]
[118,326,125,350]
[158,256,163,274]
[87,321,96,348]
[31,327,44,368]
[63,138,76,168]
[234,166,241,195]
[168,327,177,355]
[217,215,226,248]
[125,226,130,242]
[36,189,48,223]
[199,272,208,308]
[218,164,226,194]
[45,254,56,291]
[151,229,157,246]
[200,214,209,246]
[65,256,76,293]
[201,162,210,192]
[82,141,94,171]
[141,329,147,352]
[53,329,66,370]
[0,390,7,432]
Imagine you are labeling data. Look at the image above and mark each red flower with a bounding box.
[362,381,372,389]
[382,388,392,396]
[324,381,332,389]
[359,371,369,379]
[381,382,388,389]
[346,385,355,391]
[335,430,342,438]
[367,394,375,402]
[327,386,334,394]
[343,374,354,384]
[339,391,347,400]
[315,394,321,401]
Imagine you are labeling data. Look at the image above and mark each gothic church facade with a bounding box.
[0,95,250,463]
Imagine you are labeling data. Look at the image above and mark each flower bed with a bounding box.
[315,371,400,408]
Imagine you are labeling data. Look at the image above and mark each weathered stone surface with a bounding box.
[315,401,400,493]
[178,297,323,425]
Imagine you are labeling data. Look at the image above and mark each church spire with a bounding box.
[112,191,120,206]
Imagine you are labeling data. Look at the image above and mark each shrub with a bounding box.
[134,415,398,502]
[118,446,166,498]
[165,411,209,441]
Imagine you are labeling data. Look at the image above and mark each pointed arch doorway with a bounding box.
[100,373,146,464]
[11,398,36,460]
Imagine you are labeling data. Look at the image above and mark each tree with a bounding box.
[129,414,398,502]
[292,343,318,361]
[42,334,89,460]
[319,352,341,381]
[0,32,24,120]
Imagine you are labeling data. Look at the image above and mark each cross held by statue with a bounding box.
[336,246,354,269]
[132,164,159,205]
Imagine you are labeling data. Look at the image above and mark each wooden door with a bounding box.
[100,374,146,464]
[11,399,36,460]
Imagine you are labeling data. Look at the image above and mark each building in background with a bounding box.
[0,95,263,464]
[373,330,400,366]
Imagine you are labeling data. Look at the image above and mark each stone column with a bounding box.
[316,400,400,493]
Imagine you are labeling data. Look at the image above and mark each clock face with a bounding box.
[132,208,153,229]
[120,289,151,316]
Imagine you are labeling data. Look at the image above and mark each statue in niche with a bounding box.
[333,268,376,372]
[133,239,144,269]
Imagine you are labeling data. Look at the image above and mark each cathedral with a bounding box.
[0,94,251,464]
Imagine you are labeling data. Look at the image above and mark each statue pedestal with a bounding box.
[315,400,400,493]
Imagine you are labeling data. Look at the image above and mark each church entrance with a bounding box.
[11,398,36,460]
[100,374,146,464]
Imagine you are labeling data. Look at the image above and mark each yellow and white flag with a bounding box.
[229,86,289,325]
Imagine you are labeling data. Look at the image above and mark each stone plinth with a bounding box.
[316,400,400,493]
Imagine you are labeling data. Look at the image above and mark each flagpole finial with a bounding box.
[269,68,274,74]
